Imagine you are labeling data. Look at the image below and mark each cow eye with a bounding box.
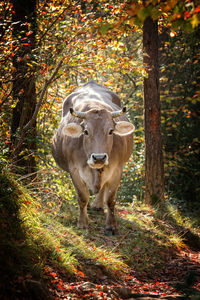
[109,129,114,135]
[84,129,89,135]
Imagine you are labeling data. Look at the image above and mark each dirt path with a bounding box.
[45,249,200,299]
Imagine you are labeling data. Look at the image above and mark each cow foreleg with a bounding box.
[71,169,89,229]
[105,190,117,235]
[77,192,89,229]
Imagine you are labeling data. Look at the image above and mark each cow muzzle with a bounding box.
[87,153,108,169]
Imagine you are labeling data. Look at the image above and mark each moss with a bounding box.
[0,171,48,298]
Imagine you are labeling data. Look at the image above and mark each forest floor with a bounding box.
[46,244,200,300]
[1,171,200,300]
[42,205,200,300]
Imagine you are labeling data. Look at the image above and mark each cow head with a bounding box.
[63,107,134,169]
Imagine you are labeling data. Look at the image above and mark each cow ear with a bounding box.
[114,121,135,136]
[63,123,83,138]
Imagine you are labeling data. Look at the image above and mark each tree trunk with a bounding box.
[143,17,164,204]
[11,0,37,174]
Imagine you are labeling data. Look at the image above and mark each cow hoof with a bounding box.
[78,223,88,230]
[105,227,117,236]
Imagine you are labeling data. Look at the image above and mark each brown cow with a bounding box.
[52,80,134,234]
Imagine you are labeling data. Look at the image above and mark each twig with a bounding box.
[111,229,132,252]
[125,73,137,90]
[0,88,13,111]
[38,6,70,46]
[24,59,63,131]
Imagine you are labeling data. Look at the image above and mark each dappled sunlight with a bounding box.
[47,221,128,276]
[41,204,197,298]
[1,169,200,299]
[121,204,186,249]
[0,0,199,298]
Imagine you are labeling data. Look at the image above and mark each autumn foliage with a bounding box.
[0,0,200,299]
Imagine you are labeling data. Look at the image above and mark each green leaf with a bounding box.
[133,16,142,27]
[99,24,113,35]
[137,7,151,22]
[150,7,161,20]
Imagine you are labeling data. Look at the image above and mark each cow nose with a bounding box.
[92,153,108,163]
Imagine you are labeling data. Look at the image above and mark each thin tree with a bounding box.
[143,17,165,204]
[11,0,37,174]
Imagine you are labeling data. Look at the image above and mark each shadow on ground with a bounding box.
[55,202,200,298]
[0,173,53,300]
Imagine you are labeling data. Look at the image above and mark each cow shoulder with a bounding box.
[62,92,81,117]
[62,81,122,118]
[107,91,121,107]
[86,81,121,107]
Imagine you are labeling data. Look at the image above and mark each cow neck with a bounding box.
[97,168,104,175]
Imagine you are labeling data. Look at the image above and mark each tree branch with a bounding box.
[38,6,69,46]
[13,58,63,154]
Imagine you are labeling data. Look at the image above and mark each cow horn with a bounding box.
[111,107,126,118]
[70,108,86,119]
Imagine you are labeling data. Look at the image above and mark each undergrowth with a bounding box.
[0,165,200,299]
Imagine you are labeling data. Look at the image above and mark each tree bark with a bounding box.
[143,17,165,204]
[11,0,37,174]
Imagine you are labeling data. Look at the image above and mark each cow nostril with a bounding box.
[92,153,107,163]
[92,154,97,162]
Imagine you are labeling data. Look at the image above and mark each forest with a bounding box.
[0,0,200,299]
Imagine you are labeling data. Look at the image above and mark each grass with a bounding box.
[1,166,200,298]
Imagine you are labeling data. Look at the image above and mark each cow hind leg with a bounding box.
[92,186,105,212]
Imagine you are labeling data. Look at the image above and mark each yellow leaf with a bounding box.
[191,14,199,28]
